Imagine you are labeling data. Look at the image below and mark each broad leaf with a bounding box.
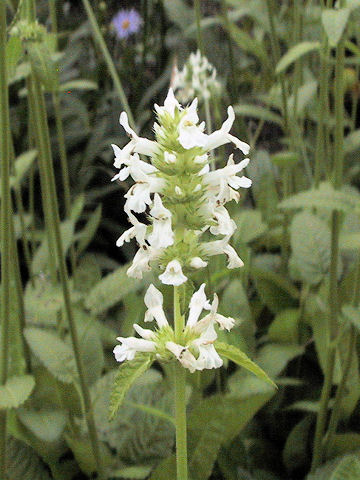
[215,342,276,388]
[25,328,77,383]
[109,353,154,420]
[279,182,360,213]
[6,437,51,480]
[322,9,350,47]
[289,211,331,285]
[17,408,67,443]
[233,104,282,125]
[331,455,360,479]
[276,42,321,74]
[0,375,35,409]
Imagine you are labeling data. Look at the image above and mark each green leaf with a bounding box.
[25,328,77,383]
[65,434,112,476]
[344,129,360,154]
[6,437,52,480]
[32,219,75,274]
[215,342,276,388]
[268,309,300,344]
[188,393,274,480]
[76,204,102,254]
[85,263,153,314]
[70,194,85,222]
[257,344,304,378]
[233,104,283,126]
[110,465,153,479]
[322,9,350,48]
[0,375,35,409]
[227,24,271,70]
[1,149,38,193]
[27,40,59,92]
[109,354,154,420]
[327,434,360,461]
[331,455,360,479]
[233,209,267,244]
[25,278,63,327]
[283,416,313,473]
[279,182,360,213]
[340,232,360,250]
[289,211,331,285]
[276,42,321,74]
[342,304,360,330]
[59,79,98,91]
[271,151,300,168]
[17,408,67,443]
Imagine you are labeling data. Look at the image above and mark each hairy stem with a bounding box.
[0,2,12,475]
[174,286,188,480]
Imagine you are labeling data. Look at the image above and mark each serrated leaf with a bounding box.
[322,9,350,47]
[289,211,331,285]
[279,182,360,213]
[6,437,52,480]
[188,393,274,480]
[215,342,276,387]
[25,328,77,383]
[0,375,35,409]
[276,42,321,74]
[109,354,154,420]
[268,308,300,344]
[85,264,152,314]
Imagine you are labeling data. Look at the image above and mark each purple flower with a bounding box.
[112,9,142,39]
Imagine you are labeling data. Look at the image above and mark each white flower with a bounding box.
[124,171,165,214]
[209,204,237,236]
[202,294,235,331]
[190,257,208,269]
[202,237,244,269]
[166,341,198,373]
[120,112,159,156]
[127,246,157,279]
[204,155,251,191]
[195,343,223,370]
[147,194,174,248]
[178,99,208,149]
[113,337,156,362]
[164,151,177,163]
[133,323,155,340]
[202,107,250,154]
[155,88,181,118]
[159,259,188,286]
[144,284,169,328]
[186,284,211,327]
[116,214,147,247]
[111,142,134,169]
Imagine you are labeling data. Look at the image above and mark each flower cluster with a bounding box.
[172,50,221,104]
[114,283,235,372]
[112,88,251,286]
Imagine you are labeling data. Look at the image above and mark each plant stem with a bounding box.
[81,0,135,128]
[311,4,346,471]
[194,0,204,55]
[173,286,188,480]
[30,76,106,480]
[0,2,12,475]
[324,256,360,455]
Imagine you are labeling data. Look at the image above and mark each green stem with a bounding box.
[52,92,77,272]
[324,255,360,455]
[0,2,12,475]
[30,76,106,480]
[194,0,204,55]
[311,6,346,471]
[314,26,330,186]
[81,0,135,128]
[14,185,34,285]
[174,286,188,480]
[311,342,336,471]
